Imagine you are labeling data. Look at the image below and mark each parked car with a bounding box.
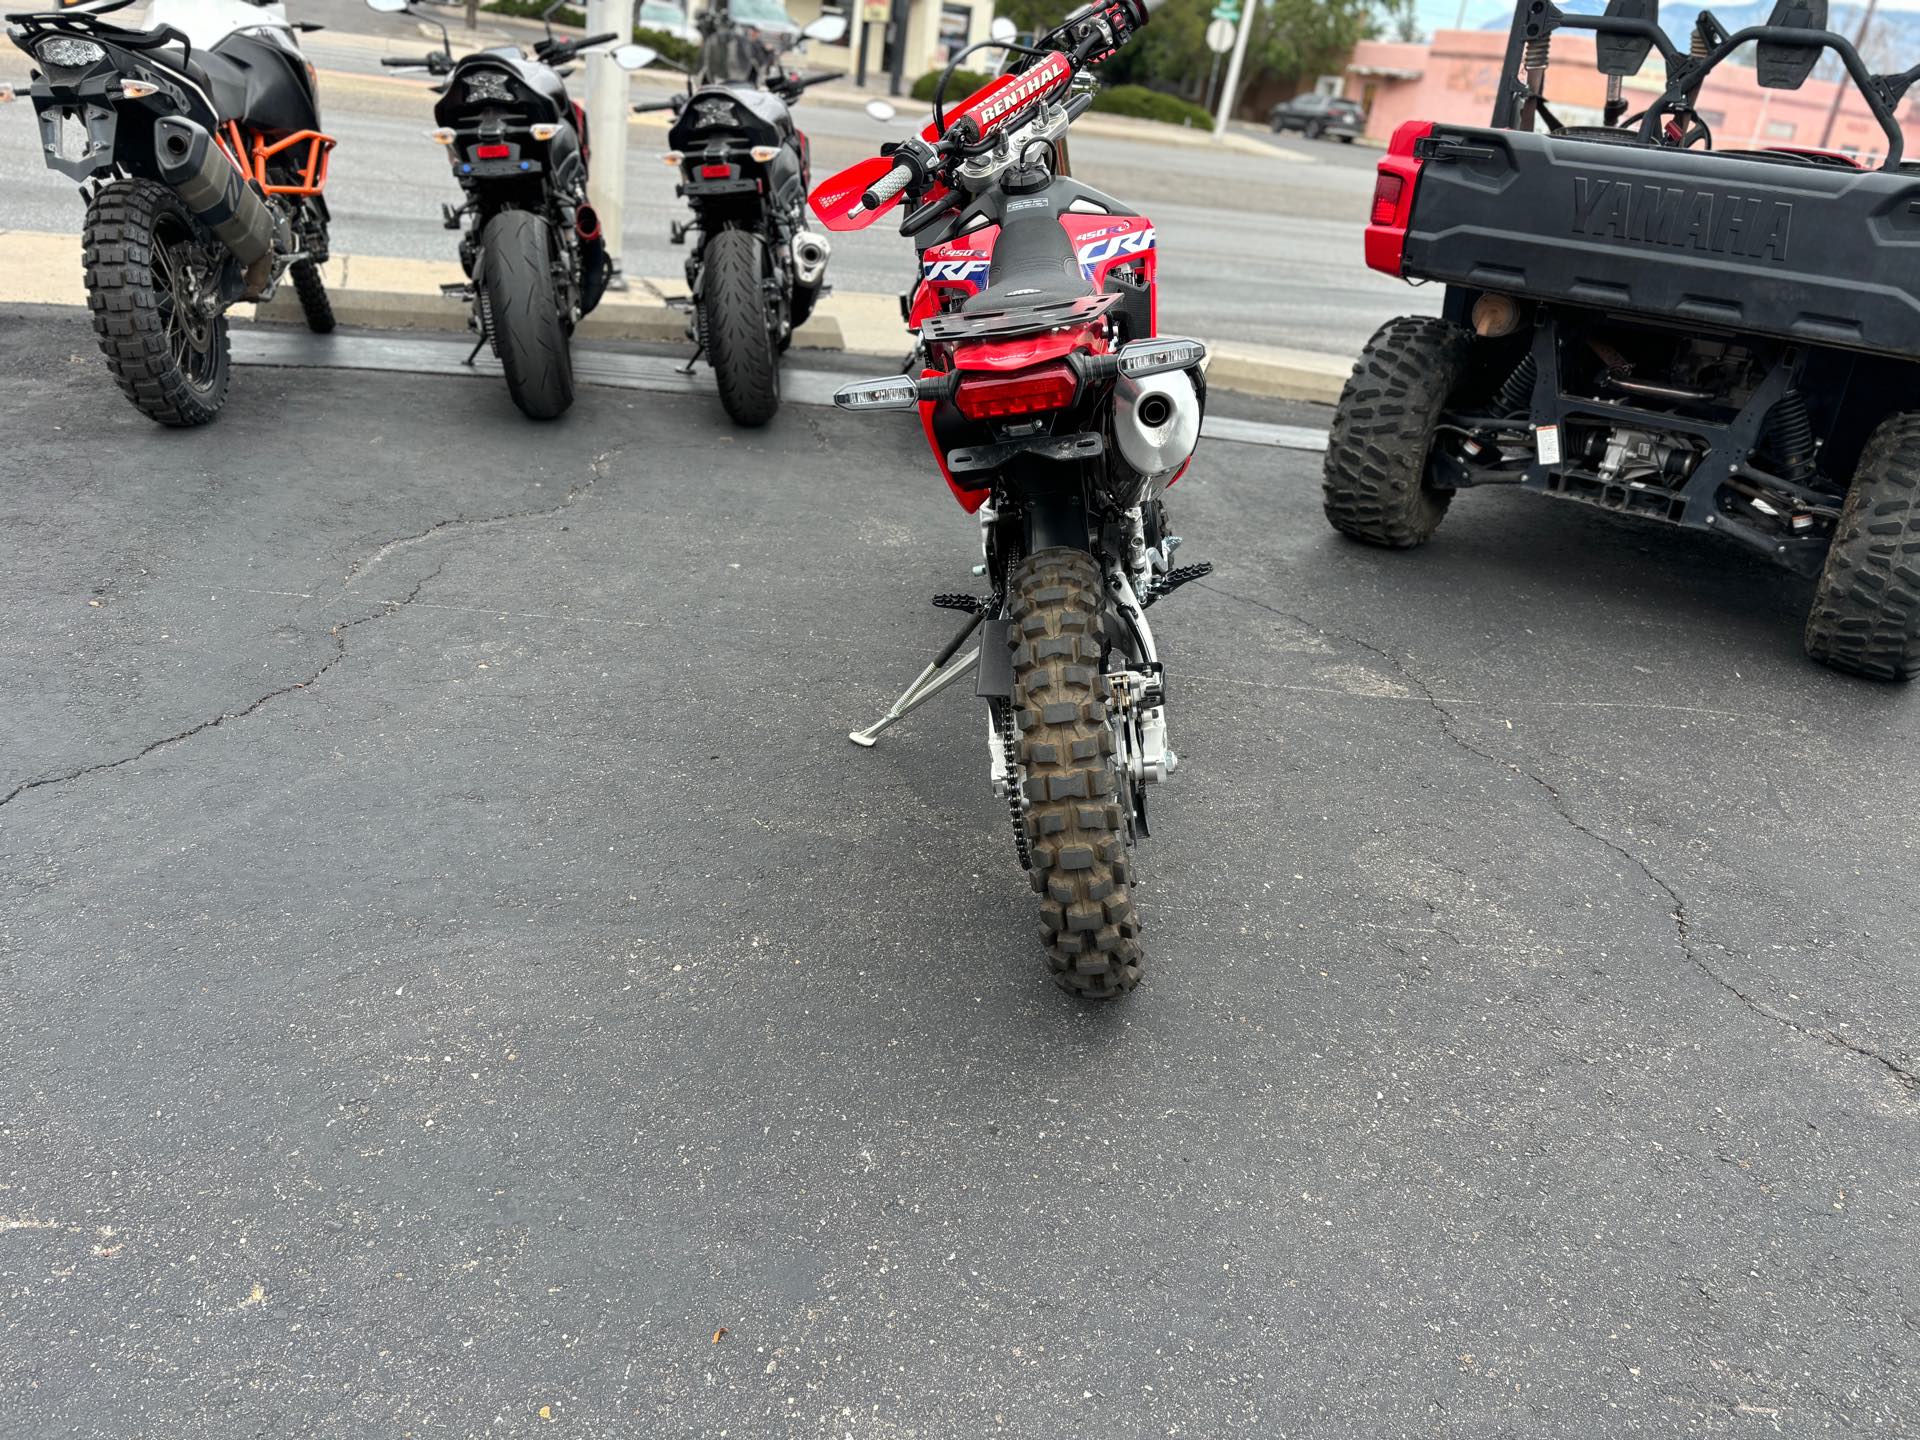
[1268,93,1361,142]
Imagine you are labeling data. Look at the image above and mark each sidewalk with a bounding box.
[0,229,1351,402]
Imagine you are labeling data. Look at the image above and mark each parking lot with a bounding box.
[2,305,1915,1434]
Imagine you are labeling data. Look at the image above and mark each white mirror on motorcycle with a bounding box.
[801,15,848,43]
[864,98,897,122]
[364,0,410,13]
[990,16,1018,42]
[612,43,659,69]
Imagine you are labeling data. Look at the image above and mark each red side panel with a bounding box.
[1365,119,1432,277]
[909,226,998,329]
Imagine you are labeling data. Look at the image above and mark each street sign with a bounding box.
[1205,17,1235,53]
[1211,3,1239,19]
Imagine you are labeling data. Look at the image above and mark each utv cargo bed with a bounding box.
[1397,124,1920,357]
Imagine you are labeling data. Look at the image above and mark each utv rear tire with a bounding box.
[483,209,574,421]
[291,259,335,334]
[1804,411,1920,681]
[1008,548,1144,1000]
[1323,315,1474,548]
[82,178,231,427]
[705,228,780,427]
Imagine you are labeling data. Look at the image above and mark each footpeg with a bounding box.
[439,281,474,302]
[932,593,987,613]
[1143,562,1212,607]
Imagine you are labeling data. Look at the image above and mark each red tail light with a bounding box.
[474,143,511,159]
[954,362,1079,420]
[700,162,733,179]
[1370,173,1404,226]
[1363,120,1433,278]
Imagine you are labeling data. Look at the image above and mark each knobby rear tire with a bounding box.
[82,178,230,427]
[1008,548,1144,1000]
[1804,411,1920,681]
[1322,314,1473,548]
[482,209,574,421]
[704,228,780,427]
[291,258,335,334]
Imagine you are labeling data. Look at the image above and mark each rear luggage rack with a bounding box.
[921,292,1117,342]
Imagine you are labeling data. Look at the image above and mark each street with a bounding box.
[0,5,1434,357]
[2,306,1915,1434]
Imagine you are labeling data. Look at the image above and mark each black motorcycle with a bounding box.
[5,0,335,426]
[637,0,843,426]
[368,0,654,419]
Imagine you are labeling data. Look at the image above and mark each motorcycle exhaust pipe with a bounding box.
[576,202,602,244]
[1113,367,1202,482]
[791,228,830,288]
[153,115,275,293]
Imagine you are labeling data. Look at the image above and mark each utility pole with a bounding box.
[1819,0,1878,150]
[1211,1,1253,139]
[585,0,636,288]
[886,0,908,97]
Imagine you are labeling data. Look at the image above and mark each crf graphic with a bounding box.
[1571,176,1793,262]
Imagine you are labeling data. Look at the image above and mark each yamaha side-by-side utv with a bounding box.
[1325,0,1920,680]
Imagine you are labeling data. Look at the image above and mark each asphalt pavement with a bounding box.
[0,7,1434,357]
[1,306,1915,1436]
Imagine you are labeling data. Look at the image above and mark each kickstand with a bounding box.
[677,343,704,377]
[850,607,986,748]
[463,334,486,367]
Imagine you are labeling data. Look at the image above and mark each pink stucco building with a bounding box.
[1341,28,1920,162]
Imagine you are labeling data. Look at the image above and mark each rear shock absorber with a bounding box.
[1520,32,1552,130]
[1760,391,1816,482]
[1494,353,1538,416]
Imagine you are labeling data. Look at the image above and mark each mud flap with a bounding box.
[975,619,1014,699]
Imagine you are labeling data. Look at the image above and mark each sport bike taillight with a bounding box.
[954,363,1078,420]
[1370,173,1404,227]
[700,163,733,179]
[474,143,511,159]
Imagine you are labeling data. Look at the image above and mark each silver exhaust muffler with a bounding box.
[791,229,830,288]
[153,114,275,295]
[1113,367,1202,482]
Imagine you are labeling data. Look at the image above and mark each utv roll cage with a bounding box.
[1488,0,1920,167]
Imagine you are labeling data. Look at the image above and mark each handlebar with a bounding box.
[861,162,915,211]
[381,53,446,70]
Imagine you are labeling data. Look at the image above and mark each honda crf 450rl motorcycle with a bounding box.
[636,0,845,426]
[810,0,1210,999]
[368,0,655,419]
[5,0,336,425]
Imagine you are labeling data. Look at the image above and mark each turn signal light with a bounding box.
[118,79,159,99]
[426,126,456,144]
[833,375,919,411]
[954,362,1078,420]
[659,149,683,165]
[749,144,779,162]
[474,143,511,159]
[1370,172,1404,226]
[529,122,561,140]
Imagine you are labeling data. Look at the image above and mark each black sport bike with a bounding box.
[637,0,844,425]
[368,0,653,419]
[5,0,335,425]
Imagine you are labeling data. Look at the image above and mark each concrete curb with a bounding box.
[0,231,1346,402]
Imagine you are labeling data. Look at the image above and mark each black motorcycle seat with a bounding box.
[963,205,1091,313]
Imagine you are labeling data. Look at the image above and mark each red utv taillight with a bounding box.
[474,143,511,159]
[954,362,1079,420]
[1370,173,1404,226]
[1364,119,1432,277]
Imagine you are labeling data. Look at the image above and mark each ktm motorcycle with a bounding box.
[636,0,844,426]
[5,0,336,426]
[810,0,1209,999]
[368,0,654,419]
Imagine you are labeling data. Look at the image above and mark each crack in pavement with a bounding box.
[4,456,614,814]
[1200,580,1920,1096]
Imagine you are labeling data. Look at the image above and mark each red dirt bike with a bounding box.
[808,0,1209,999]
